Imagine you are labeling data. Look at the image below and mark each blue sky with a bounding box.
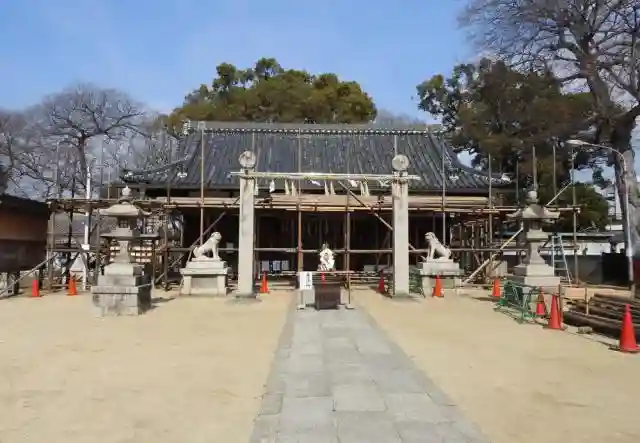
[0,0,636,188]
[0,0,469,116]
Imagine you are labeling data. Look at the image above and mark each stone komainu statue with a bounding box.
[192,232,222,260]
[424,232,452,261]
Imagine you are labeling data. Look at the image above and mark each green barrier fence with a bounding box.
[494,280,542,323]
[383,267,424,297]
[409,266,424,297]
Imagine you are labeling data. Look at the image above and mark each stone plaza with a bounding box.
[250,305,487,443]
[2,289,640,443]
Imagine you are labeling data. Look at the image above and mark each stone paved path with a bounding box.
[249,305,490,443]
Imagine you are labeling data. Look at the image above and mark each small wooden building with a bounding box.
[0,194,50,273]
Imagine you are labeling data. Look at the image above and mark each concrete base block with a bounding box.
[419,260,463,276]
[419,259,463,296]
[421,276,461,295]
[92,283,151,316]
[91,261,151,316]
[298,288,315,307]
[180,259,228,296]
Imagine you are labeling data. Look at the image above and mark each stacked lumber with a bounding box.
[565,293,640,338]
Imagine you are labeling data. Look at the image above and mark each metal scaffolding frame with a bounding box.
[41,124,586,292]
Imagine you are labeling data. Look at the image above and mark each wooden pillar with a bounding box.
[488,215,494,278]
[163,209,170,290]
[46,209,55,290]
[255,212,261,276]
[297,210,302,271]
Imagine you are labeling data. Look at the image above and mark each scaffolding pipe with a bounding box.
[336,181,423,256]
[162,246,525,254]
[94,142,105,285]
[463,182,576,284]
[488,154,493,279]
[571,146,579,284]
[82,163,91,291]
[154,197,240,286]
[0,256,56,299]
[463,228,523,283]
[441,139,446,243]
[163,132,172,289]
[228,171,421,182]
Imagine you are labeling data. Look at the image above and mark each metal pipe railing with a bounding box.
[0,255,57,299]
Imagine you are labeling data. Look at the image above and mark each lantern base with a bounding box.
[91,262,151,316]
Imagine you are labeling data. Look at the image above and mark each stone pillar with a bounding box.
[236,164,256,298]
[392,173,410,297]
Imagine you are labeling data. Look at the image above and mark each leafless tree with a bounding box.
[462,0,640,243]
[23,83,146,195]
[0,109,58,198]
[374,110,426,126]
[0,110,25,193]
[110,116,177,171]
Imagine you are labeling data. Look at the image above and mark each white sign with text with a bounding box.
[298,271,314,290]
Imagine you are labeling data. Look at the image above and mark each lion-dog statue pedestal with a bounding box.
[180,232,228,296]
[419,232,462,294]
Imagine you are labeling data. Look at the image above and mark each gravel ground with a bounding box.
[3,287,638,443]
[356,289,640,443]
[0,291,291,443]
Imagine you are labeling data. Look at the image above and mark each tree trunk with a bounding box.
[611,121,639,278]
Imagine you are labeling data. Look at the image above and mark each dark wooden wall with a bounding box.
[0,197,49,273]
[180,209,451,273]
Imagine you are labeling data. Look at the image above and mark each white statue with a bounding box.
[425,232,452,261]
[193,232,222,260]
[318,243,336,271]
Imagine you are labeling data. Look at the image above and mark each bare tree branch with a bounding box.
[7,84,148,198]
[462,0,640,250]
[36,84,144,179]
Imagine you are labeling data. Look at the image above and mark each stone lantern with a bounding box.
[91,186,152,316]
[507,190,560,291]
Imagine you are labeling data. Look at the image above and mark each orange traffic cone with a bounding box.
[377,270,386,294]
[543,294,564,330]
[611,304,639,353]
[535,291,547,317]
[259,271,269,294]
[31,280,40,298]
[432,275,443,298]
[67,276,77,296]
[491,278,501,298]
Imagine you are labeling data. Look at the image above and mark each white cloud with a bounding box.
[457,151,474,167]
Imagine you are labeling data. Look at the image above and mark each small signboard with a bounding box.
[299,271,314,290]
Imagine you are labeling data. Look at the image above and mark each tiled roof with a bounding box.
[138,123,509,192]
